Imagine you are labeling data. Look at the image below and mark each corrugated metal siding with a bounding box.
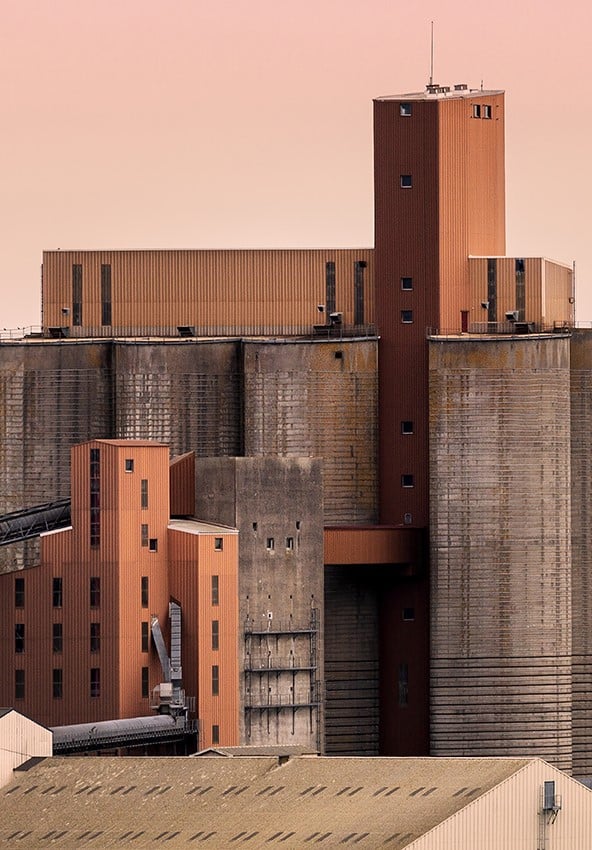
[407,760,592,850]
[0,712,52,787]
[324,527,422,565]
[169,452,195,517]
[42,249,375,337]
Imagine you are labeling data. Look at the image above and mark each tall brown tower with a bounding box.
[374,86,505,527]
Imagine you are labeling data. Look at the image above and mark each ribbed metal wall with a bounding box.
[42,249,374,337]
[429,335,572,771]
[324,565,379,755]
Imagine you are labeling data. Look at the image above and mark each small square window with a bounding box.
[401,421,414,435]
[400,174,413,188]
[125,459,134,472]
[473,104,481,118]
[266,538,275,551]
[400,277,413,291]
[15,577,24,608]
[286,537,294,551]
[401,310,413,324]
[149,538,158,552]
[403,607,415,622]
[400,103,412,116]
[483,104,492,119]
[401,474,414,488]
[214,537,223,551]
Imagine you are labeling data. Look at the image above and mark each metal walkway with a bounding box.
[0,499,71,547]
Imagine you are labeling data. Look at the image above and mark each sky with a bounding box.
[1,0,591,330]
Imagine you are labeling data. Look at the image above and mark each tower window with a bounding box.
[15,577,24,608]
[401,421,414,435]
[286,537,294,551]
[90,668,101,698]
[142,666,149,698]
[398,663,409,707]
[72,264,83,326]
[141,621,149,652]
[400,175,413,188]
[400,277,413,291]
[214,537,223,551]
[53,577,63,607]
[90,448,100,548]
[141,576,149,608]
[401,310,413,324]
[53,623,63,653]
[400,103,412,116]
[15,623,25,653]
[101,264,112,326]
[149,538,158,552]
[125,458,134,472]
[483,104,492,119]
[473,104,481,118]
[141,479,148,509]
[212,575,219,606]
[212,620,219,651]
[15,669,25,700]
[403,607,415,622]
[141,524,149,547]
[90,576,100,608]
[90,622,100,653]
[212,725,220,745]
[401,474,415,488]
[212,665,219,696]
[53,668,63,699]
[266,538,275,551]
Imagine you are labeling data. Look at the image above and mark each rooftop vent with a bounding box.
[454,83,468,91]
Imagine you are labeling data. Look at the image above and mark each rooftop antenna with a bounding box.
[429,20,434,87]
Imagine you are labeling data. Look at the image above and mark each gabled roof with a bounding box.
[0,755,535,848]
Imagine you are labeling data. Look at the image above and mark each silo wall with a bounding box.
[429,334,572,771]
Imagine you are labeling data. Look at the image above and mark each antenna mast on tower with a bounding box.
[429,21,434,87]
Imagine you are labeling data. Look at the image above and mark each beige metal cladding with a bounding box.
[407,758,592,850]
[429,335,573,771]
[469,256,573,330]
[42,249,375,336]
[0,711,52,787]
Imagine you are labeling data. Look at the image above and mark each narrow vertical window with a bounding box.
[125,458,134,473]
[354,260,366,326]
[15,623,25,653]
[90,576,100,607]
[90,622,100,652]
[212,620,219,651]
[141,524,149,547]
[398,663,409,707]
[286,537,294,551]
[142,666,149,698]
[101,264,112,326]
[141,479,148,509]
[325,261,336,316]
[53,668,63,699]
[141,621,149,652]
[148,538,158,552]
[72,263,83,326]
[15,577,24,608]
[473,104,481,118]
[53,623,63,653]
[516,258,525,322]
[141,576,149,608]
[483,104,492,119]
[214,537,223,551]
[212,575,219,606]
[487,257,497,324]
[212,724,220,745]
[90,448,100,548]
[212,665,219,696]
[15,670,25,700]
[266,538,275,551]
[90,668,101,698]
[53,577,63,607]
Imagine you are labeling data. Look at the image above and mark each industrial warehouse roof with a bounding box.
[0,755,534,848]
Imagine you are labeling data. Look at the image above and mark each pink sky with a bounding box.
[1,0,591,330]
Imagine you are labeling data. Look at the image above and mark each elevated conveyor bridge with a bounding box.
[0,499,71,547]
